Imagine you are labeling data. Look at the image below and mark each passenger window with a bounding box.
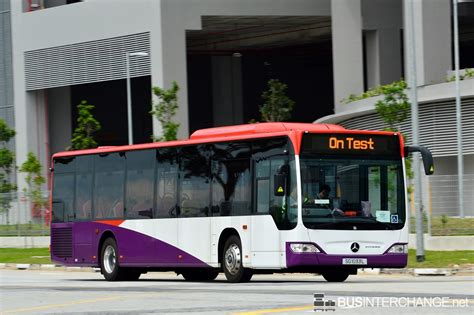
[211,159,251,216]
[52,173,74,222]
[179,145,210,217]
[93,153,125,219]
[52,157,75,222]
[155,148,178,218]
[75,156,93,220]
[125,150,155,219]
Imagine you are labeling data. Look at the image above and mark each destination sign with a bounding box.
[301,133,401,156]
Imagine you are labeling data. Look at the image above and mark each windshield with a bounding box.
[300,157,405,230]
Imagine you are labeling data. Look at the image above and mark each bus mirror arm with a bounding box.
[404,145,434,175]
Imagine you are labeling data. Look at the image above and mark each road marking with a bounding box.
[233,305,313,315]
[2,295,121,314]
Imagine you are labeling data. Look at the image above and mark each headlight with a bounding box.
[290,243,320,253]
[387,244,408,254]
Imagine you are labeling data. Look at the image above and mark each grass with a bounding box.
[407,249,474,268]
[0,248,472,269]
[0,248,51,264]
[409,217,474,236]
[0,224,50,236]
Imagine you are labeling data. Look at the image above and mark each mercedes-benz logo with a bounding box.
[350,242,360,253]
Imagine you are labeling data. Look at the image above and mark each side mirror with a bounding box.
[274,174,286,196]
[404,145,434,175]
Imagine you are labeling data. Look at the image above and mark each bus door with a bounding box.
[251,157,286,268]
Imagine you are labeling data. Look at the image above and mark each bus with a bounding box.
[50,122,434,283]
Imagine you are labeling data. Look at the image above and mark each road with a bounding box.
[0,269,473,314]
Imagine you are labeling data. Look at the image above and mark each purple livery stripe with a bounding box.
[51,222,209,268]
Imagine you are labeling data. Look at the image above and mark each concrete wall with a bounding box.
[10,0,158,190]
[0,236,49,248]
[48,87,71,155]
[11,0,332,191]
[408,234,474,251]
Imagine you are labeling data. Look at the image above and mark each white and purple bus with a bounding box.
[50,123,433,282]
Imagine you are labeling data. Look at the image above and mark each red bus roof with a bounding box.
[52,122,400,158]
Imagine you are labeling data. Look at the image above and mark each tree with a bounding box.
[70,100,101,150]
[260,79,295,122]
[19,152,46,207]
[0,119,16,223]
[374,79,414,181]
[150,81,180,141]
[374,80,410,132]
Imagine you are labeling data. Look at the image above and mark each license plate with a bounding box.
[342,258,367,265]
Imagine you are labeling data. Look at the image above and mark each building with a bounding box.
[1,0,473,220]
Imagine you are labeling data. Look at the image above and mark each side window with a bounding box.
[270,159,286,212]
[255,160,270,213]
[179,145,210,217]
[93,153,125,219]
[252,137,289,157]
[52,173,75,222]
[52,157,75,222]
[75,156,93,220]
[211,159,251,216]
[155,148,178,218]
[125,150,155,219]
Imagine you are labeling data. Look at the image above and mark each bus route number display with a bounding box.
[301,134,400,156]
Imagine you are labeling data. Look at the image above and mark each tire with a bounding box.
[222,235,253,283]
[181,268,219,282]
[123,269,141,281]
[100,237,141,281]
[322,270,350,282]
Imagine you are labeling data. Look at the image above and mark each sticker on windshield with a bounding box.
[390,214,399,224]
[314,199,330,204]
[375,210,391,223]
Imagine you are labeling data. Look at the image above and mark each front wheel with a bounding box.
[322,270,349,282]
[222,235,253,283]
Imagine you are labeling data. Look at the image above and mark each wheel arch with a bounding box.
[218,228,240,268]
[98,230,116,260]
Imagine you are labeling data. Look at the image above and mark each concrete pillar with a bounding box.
[11,0,30,192]
[211,56,244,126]
[332,0,364,112]
[153,2,201,140]
[362,0,403,88]
[48,87,71,155]
[405,0,452,86]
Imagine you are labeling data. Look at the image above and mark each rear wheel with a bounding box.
[181,268,219,281]
[222,235,253,283]
[322,270,349,282]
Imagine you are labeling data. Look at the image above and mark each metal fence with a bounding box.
[429,174,474,217]
[424,174,474,236]
[0,191,50,236]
